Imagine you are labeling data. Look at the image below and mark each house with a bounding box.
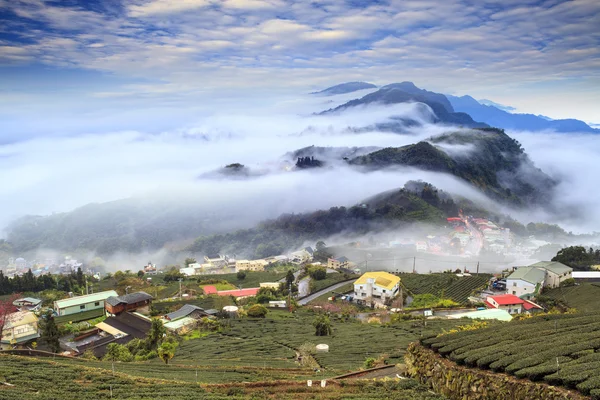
[354,271,401,304]
[1,311,40,345]
[13,297,42,311]
[529,261,573,287]
[164,304,217,322]
[506,261,573,299]
[143,262,157,275]
[327,256,353,270]
[235,259,268,272]
[484,294,543,315]
[54,290,118,317]
[204,255,228,268]
[105,292,153,315]
[506,267,546,299]
[289,248,313,264]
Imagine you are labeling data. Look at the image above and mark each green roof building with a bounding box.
[54,290,118,317]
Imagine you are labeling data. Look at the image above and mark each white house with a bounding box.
[353,271,401,304]
[506,261,573,300]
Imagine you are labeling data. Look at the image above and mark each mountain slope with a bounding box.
[322,83,488,128]
[448,95,599,133]
[311,82,377,95]
[350,128,556,206]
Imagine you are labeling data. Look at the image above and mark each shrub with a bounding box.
[104,343,133,362]
[237,271,247,280]
[247,304,268,318]
[308,266,327,281]
[364,357,376,369]
[313,315,332,336]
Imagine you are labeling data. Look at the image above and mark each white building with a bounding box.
[353,271,401,303]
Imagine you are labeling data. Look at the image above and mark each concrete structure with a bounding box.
[105,292,153,315]
[235,259,268,272]
[447,308,513,322]
[1,311,39,345]
[530,261,573,287]
[327,256,352,270]
[289,248,314,264]
[260,282,281,289]
[54,290,118,317]
[204,255,229,268]
[354,271,401,303]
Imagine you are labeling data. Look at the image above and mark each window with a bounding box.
[94,302,100,306]
[513,282,517,287]
[382,289,386,293]
[80,305,85,310]
[512,291,516,295]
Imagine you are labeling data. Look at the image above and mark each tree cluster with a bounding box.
[0,268,86,296]
[552,246,600,271]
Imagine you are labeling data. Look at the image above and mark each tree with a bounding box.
[308,266,326,281]
[313,315,332,336]
[236,271,247,281]
[247,304,268,318]
[137,270,145,278]
[146,319,167,350]
[184,258,197,268]
[163,267,184,283]
[285,269,295,287]
[158,339,178,365]
[40,310,60,353]
[104,343,133,362]
[76,267,84,287]
[0,294,19,343]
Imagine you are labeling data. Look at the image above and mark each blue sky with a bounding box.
[0,0,599,127]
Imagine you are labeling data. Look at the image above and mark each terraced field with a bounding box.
[420,310,600,398]
[0,355,448,399]
[399,273,491,304]
[544,283,600,312]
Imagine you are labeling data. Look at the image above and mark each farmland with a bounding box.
[196,271,289,288]
[399,273,491,304]
[0,355,448,400]
[420,310,600,398]
[151,295,235,314]
[543,283,600,312]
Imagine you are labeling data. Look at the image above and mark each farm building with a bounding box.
[235,259,269,272]
[484,294,543,315]
[507,261,573,299]
[354,271,400,304]
[105,292,153,315]
[54,290,118,317]
[572,271,600,282]
[1,311,39,346]
[13,297,42,311]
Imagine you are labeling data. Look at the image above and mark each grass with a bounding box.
[544,283,600,312]
[309,282,355,304]
[309,272,358,294]
[200,282,237,291]
[151,295,235,314]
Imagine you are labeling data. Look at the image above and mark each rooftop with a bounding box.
[54,290,118,309]
[4,311,38,329]
[507,267,546,285]
[529,261,572,275]
[105,292,153,307]
[14,297,42,305]
[166,304,208,321]
[354,271,400,291]
[448,308,512,322]
[487,294,525,306]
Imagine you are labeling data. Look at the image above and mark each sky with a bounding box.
[0,0,599,132]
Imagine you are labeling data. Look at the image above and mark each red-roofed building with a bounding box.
[484,294,542,315]
[200,285,259,298]
[202,285,218,295]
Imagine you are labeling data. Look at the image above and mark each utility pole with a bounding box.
[179,278,182,300]
[476,262,480,276]
[85,278,89,295]
[400,287,403,311]
[288,282,292,312]
[412,257,416,274]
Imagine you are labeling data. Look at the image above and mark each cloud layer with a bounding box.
[0,0,599,125]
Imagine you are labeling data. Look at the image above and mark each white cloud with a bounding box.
[128,0,212,17]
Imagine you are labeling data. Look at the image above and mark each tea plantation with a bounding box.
[420,310,600,398]
[399,273,491,304]
[0,354,449,399]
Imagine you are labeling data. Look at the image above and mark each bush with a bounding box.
[247,304,268,318]
[313,315,332,336]
[308,266,327,281]
[237,271,247,280]
[363,357,376,369]
[104,343,133,362]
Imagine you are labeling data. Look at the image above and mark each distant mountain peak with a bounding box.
[478,99,517,112]
[311,82,377,96]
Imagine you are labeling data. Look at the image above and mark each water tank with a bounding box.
[316,344,329,353]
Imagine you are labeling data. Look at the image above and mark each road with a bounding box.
[297,279,356,305]
[298,276,310,297]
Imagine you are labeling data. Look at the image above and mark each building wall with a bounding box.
[506,279,536,298]
[235,260,267,272]
[498,304,523,315]
[1,321,39,344]
[58,300,106,316]
[544,270,572,288]
[354,282,399,301]
[105,300,151,315]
